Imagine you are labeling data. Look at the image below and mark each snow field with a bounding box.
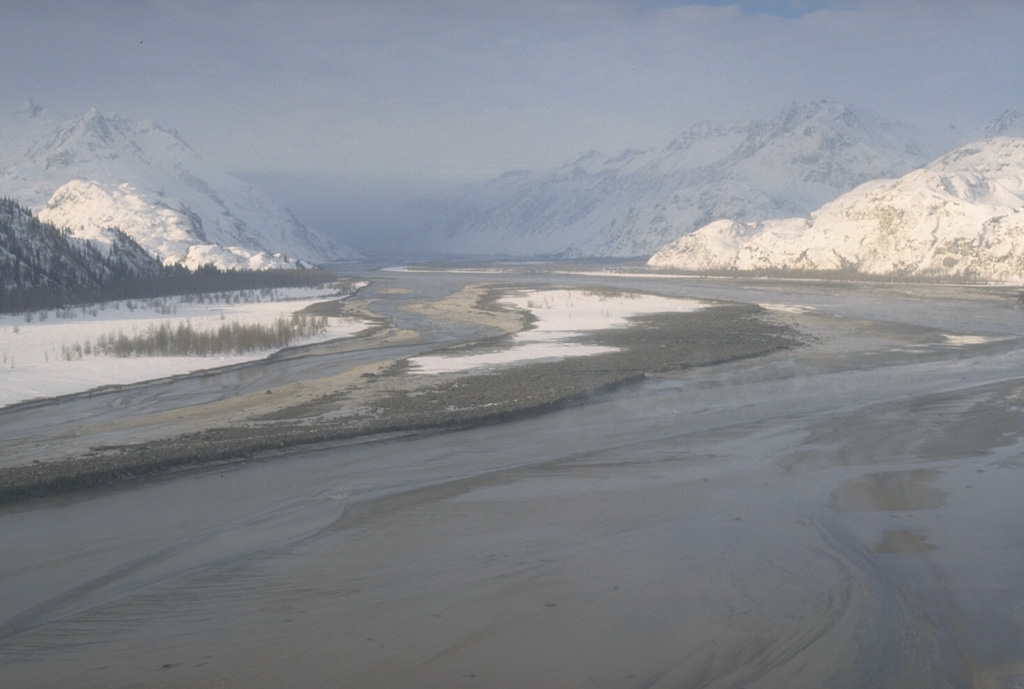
[0,287,369,407]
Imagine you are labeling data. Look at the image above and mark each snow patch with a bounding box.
[942,334,989,346]
[410,289,705,374]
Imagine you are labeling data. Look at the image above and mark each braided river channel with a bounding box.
[3,266,1024,688]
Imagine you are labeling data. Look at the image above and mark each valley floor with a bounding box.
[2,267,1024,687]
[0,285,371,408]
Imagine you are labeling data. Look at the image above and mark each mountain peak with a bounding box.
[761,100,859,132]
[1,107,356,268]
[758,100,917,147]
[16,99,45,119]
[79,106,119,144]
[984,110,1024,138]
[774,99,837,122]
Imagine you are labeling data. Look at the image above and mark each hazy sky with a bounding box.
[2,0,1023,246]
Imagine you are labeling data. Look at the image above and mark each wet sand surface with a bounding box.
[0,281,792,500]
[3,269,1024,687]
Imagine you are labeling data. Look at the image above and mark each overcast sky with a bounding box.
[2,0,1023,246]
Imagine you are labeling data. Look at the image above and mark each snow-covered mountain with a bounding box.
[984,110,1024,138]
[420,101,936,258]
[0,103,357,270]
[0,199,163,298]
[648,137,1024,283]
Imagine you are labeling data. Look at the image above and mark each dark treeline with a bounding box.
[0,198,340,313]
[1,265,343,314]
[0,198,163,308]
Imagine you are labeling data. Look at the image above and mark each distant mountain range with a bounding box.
[419,101,945,258]
[648,135,1024,282]
[0,102,357,270]
[8,98,1023,282]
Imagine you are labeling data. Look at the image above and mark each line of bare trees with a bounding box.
[61,313,331,359]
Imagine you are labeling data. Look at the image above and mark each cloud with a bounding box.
[1,0,1022,183]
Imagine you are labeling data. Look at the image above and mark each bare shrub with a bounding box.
[89,314,331,358]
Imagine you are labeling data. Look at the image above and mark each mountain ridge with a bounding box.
[648,136,1024,283]
[419,100,939,258]
[0,197,164,299]
[0,105,357,270]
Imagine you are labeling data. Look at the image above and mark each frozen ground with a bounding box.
[410,288,704,373]
[0,287,369,408]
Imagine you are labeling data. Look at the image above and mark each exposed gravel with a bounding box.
[0,300,800,503]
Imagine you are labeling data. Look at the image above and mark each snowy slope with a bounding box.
[648,137,1024,283]
[984,110,1024,138]
[0,105,357,269]
[421,101,934,258]
[0,100,56,172]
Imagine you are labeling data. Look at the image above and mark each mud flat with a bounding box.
[0,288,796,503]
[4,273,1024,689]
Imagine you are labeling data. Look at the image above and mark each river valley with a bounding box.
[3,267,1024,688]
